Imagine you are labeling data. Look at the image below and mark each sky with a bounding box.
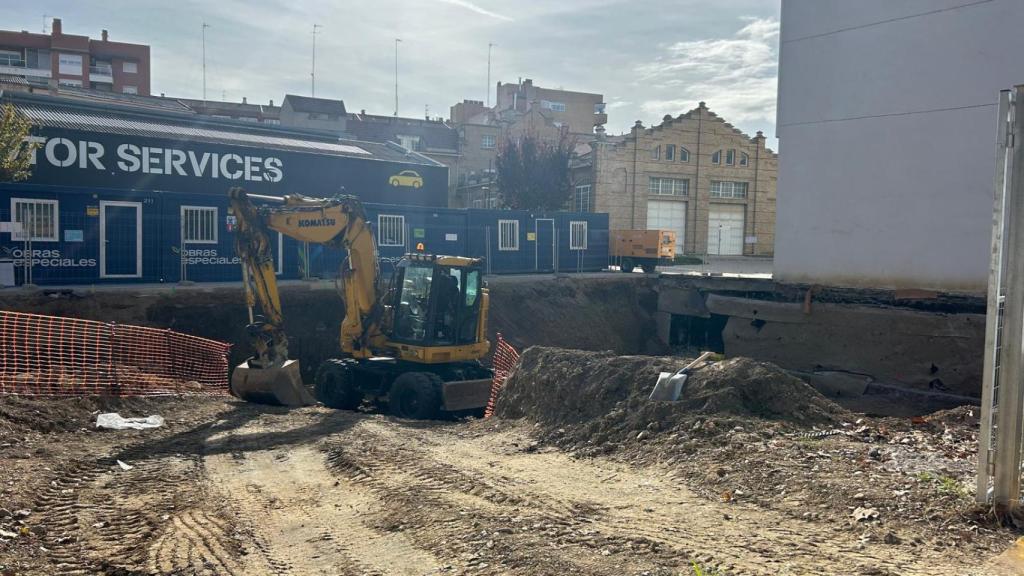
[8,0,781,146]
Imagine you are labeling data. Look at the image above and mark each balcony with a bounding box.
[0,55,51,79]
[89,64,113,83]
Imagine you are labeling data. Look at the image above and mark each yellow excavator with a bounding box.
[226,187,494,418]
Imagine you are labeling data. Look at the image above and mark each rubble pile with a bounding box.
[494,347,847,448]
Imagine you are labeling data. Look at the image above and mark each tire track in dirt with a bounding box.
[323,421,674,575]
[346,419,987,576]
[202,419,442,576]
[431,423,992,576]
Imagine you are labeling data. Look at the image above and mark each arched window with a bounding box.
[665,144,675,161]
[679,147,690,162]
[740,152,749,166]
[711,150,721,164]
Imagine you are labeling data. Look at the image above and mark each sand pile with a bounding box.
[494,347,846,445]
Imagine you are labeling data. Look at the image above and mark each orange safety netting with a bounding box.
[484,333,520,418]
[0,310,231,397]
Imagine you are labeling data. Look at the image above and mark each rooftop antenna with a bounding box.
[202,22,211,101]
[487,42,495,107]
[394,38,401,116]
[425,103,429,119]
[311,24,322,97]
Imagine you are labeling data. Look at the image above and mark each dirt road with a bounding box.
[3,398,1010,576]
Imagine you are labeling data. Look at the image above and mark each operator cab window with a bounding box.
[393,264,433,343]
[433,266,482,346]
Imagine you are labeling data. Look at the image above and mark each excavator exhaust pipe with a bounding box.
[230,359,316,407]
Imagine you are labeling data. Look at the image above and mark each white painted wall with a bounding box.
[775,0,1024,293]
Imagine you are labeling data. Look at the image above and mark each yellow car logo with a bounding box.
[389,170,423,188]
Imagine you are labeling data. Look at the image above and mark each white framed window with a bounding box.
[58,53,82,75]
[665,144,675,161]
[569,221,588,250]
[726,149,735,165]
[650,145,660,160]
[181,206,218,244]
[122,85,138,95]
[711,150,721,164]
[710,181,749,199]
[378,214,405,247]
[574,184,592,212]
[541,100,566,112]
[397,134,420,151]
[498,219,519,251]
[679,147,690,162]
[11,198,59,242]
[481,134,496,149]
[740,152,749,166]
[648,177,688,197]
[58,78,83,87]
[123,61,138,74]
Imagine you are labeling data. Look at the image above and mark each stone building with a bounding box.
[574,102,777,256]
[495,78,606,136]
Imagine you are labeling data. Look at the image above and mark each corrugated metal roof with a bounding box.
[57,87,193,113]
[3,91,442,165]
[19,104,385,158]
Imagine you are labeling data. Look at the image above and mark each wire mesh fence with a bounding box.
[0,310,231,397]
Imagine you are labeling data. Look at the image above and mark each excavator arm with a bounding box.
[227,187,385,405]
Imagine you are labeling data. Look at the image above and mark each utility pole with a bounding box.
[487,42,495,107]
[394,38,401,116]
[42,14,48,34]
[311,24,322,97]
[202,22,210,101]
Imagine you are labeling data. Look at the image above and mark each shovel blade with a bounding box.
[230,359,315,407]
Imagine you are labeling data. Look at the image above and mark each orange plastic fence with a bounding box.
[484,333,520,418]
[0,310,231,397]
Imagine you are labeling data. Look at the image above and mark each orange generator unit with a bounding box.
[610,229,676,274]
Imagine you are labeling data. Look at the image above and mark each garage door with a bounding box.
[707,204,745,255]
[646,200,686,253]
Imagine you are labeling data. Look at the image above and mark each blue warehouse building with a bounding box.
[0,90,608,286]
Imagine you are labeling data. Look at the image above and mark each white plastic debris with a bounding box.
[116,460,133,471]
[95,413,165,430]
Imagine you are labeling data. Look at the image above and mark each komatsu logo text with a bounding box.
[298,217,337,228]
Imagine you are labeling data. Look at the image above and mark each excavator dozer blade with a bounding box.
[230,359,316,407]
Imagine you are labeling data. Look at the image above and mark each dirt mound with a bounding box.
[494,347,846,444]
[0,395,179,435]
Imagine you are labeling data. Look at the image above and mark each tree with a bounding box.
[496,133,575,211]
[0,103,37,183]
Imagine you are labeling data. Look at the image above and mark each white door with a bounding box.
[707,204,745,256]
[646,200,686,253]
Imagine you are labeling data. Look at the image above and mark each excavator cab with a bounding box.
[389,257,484,347]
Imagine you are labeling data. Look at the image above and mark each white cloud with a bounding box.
[637,16,778,125]
[434,0,513,21]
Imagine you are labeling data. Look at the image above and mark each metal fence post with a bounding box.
[993,85,1024,509]
[978,89,1013,503]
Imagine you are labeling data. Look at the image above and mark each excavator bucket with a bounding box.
[230,359,316,407]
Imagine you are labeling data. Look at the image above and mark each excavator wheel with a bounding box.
[390,372,443,420]
[314,360,363,411]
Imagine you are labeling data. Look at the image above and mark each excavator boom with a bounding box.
[228,188,385,405]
